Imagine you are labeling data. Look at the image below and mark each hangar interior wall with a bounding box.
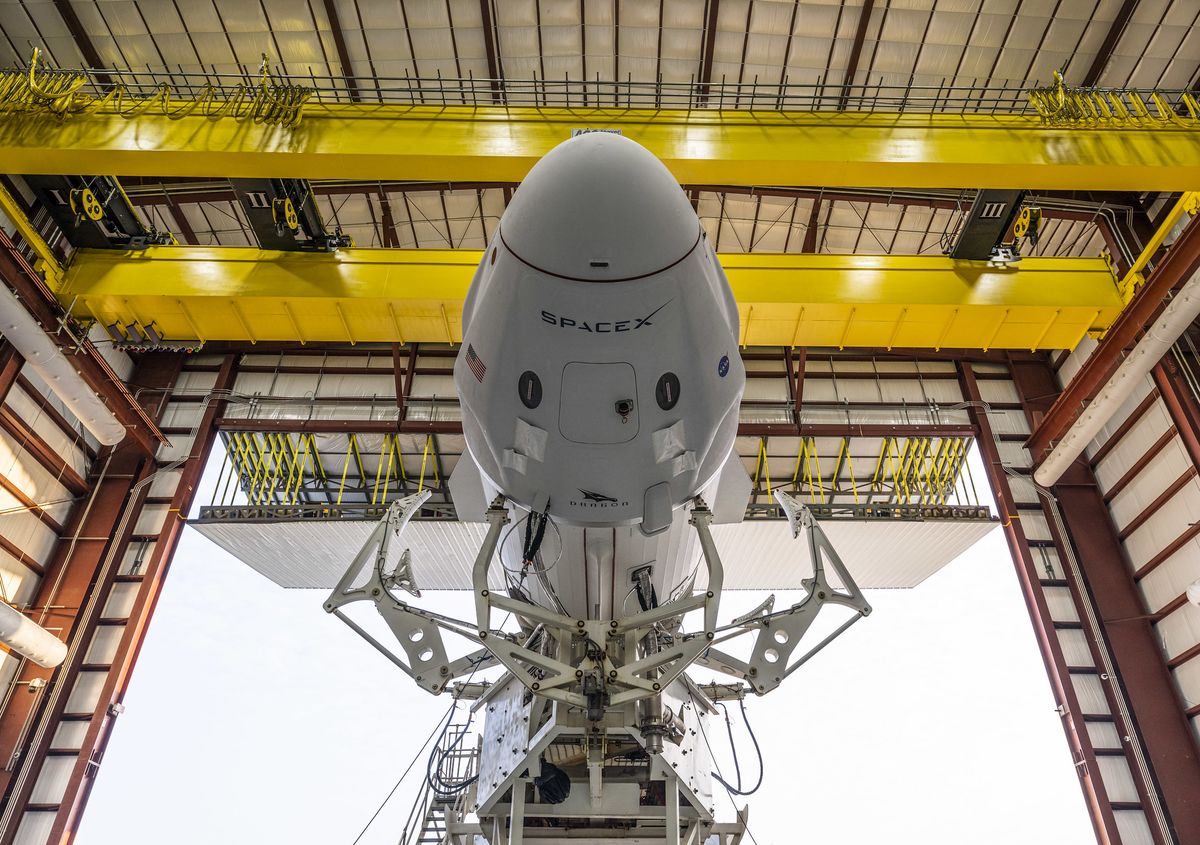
[0,336,1198,845]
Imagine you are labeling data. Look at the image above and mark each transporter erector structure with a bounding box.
[326,133,870,845]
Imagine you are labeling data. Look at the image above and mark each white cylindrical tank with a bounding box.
[0,282,126,445]
[0,603,68,668]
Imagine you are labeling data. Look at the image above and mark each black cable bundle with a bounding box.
[712,699,764,796]
[425,713,479,796]
[521,508,549,566]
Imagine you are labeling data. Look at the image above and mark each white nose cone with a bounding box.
[500,133,699,281]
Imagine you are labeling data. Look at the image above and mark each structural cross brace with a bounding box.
[325,489,871,710]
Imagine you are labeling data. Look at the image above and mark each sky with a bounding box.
[76,457,1097,845]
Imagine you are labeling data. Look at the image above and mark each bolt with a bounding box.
[481,589,489,597]
[817,591,826,600]
[610,620,619,629]
[652,683,661,691]
[532,682,540,690]
[479,631,488,639]
[706,631,714,640]
[577,620,586,629]
[371,588,381,596]
[706,591,714,598]
[609,670,618,679]
[576,670,584,678]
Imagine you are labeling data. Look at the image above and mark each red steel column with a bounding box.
[1010,357,1200,845]
[0,354,185,843]
[958,362,1121,845]
[47,354,237,844]
[1152,352,1200,473]
[0,343,20,404]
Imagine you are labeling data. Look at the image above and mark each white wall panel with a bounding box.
[3,387,88,479]
[0,431,72,522]
[740,378,790,403]
[147,469,182,499]
[50,722,89,751]
[1045,587,1080,622]
[975,379,1019,404]
[12,810,54,845]
[28,756,74,804]
[1056,628,1092,665]
[1156,607,1200,663]
[0,549,41,606]
[174,369,219,392]
[1171,653,1200,707]
[1095,755,1140,803]
[996,440,1031,468]
[1071,674,1111,715]
[1020,511,1053,543]
[118,540,156,576]
[1086,720,1123,751]
[1056,335,1095,387]
[158,403,205,430]
[410,374,456,399]
[157,433,195,464]
[102,583,140,619]
[1113,810,1155,845]
[64,671,106,715]
[133,506,169,536]
[1107,438,1189,532]
[1093,401,1172,494]
[1122,483,1200,576]
[0,501,58,567]
[1138,550,1199,614]
[84,625,124,665]
[314,374,395,398]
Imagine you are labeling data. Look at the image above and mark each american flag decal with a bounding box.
[465,344,486,382]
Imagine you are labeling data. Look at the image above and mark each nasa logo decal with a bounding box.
[718,355,730,377]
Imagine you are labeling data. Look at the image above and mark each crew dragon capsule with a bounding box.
[328,133,870,844]
[454,131,746,537]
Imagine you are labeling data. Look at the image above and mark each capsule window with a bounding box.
[655,373,680,410]
[518,371,542,409]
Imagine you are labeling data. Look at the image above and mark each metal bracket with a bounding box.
[324,490,497,694]
[695,490,872,694]
[466,498,725,712]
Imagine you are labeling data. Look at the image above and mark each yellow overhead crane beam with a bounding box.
[1,104,1200,190]
[59,247,1121,350]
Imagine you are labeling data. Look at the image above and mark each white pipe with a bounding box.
[0,283,125,445]
[1034,270,1200,487]
[0,603,67,668]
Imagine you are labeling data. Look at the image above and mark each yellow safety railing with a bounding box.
[0,48,311,127]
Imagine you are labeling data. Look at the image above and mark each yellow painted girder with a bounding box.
[3,105,1200,189]
[60,247,1121,350]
